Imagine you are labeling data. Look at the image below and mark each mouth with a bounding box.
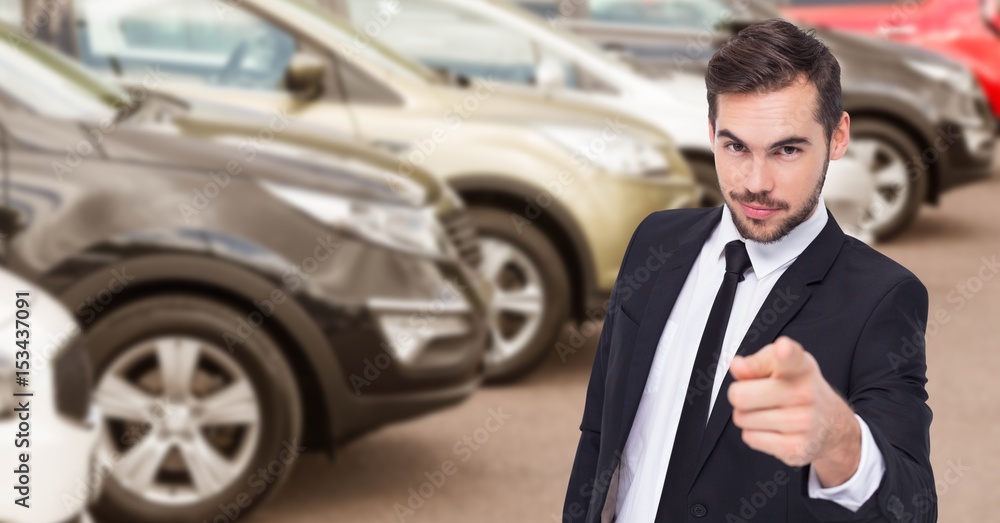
[739,202,782,220]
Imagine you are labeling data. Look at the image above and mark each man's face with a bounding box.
[710,77,849,243]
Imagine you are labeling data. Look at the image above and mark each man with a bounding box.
[562,20,935,523]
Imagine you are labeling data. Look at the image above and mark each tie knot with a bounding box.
[724,240,752,280]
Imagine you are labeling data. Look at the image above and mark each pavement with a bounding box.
[249,171,1000,523]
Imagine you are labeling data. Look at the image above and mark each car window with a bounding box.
[344,0,579,88]
[587,0,731,28]
[75,0,298,91]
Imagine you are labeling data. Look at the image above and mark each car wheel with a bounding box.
[851,119,929,240]
[470,207,570,383]
[87,295,302,523]
[688,156,724,207]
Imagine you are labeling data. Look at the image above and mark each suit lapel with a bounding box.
[690,210,847,484]
[616,208,721,454]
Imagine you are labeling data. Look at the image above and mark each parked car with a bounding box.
[779,0,1000,121]
[325,0,876,240]
[0,25,491,523]
[518,0,997,239]
[0,268,101,523]
[32,0,701,381]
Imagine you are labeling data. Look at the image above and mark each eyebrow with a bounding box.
[717,129,812,149]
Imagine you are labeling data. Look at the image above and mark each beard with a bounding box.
[724,155,828,244]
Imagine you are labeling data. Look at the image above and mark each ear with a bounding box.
[829,112,850,161]
[708,117,716,149]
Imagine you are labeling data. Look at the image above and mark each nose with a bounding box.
[741,156,774,195]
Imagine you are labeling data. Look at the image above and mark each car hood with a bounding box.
[96,97,441,206]
[435,79,675,146]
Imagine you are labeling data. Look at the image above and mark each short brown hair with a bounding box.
[706,19,842,141]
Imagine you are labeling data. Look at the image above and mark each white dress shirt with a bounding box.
[615,199,885,520]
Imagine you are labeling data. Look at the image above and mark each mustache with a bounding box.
[729,190,790,211]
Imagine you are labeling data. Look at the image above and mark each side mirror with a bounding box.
[534,56,565,91]
[430,66,472,88]
[284,53,327,101]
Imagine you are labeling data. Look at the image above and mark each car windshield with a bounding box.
[588,0,733,28]
[0,24,129,121]
[485,0,637,74]
[290,0,444,85]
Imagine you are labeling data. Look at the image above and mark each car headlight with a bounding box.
[538,125,670,176]
[261,182,449,258]
[905,59,974,93]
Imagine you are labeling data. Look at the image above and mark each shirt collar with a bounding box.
[715,196,829,279]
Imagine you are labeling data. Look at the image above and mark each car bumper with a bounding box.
[298,241,488,437]
[938,121,996,193]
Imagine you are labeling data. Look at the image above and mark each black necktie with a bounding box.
[654,239,753,522]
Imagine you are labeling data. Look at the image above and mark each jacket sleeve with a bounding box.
[560,215,647,523]
[801,277,936,522]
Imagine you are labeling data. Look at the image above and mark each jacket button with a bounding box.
[690,504,707,518]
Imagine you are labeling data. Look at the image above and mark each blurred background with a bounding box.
[0,0,996,522]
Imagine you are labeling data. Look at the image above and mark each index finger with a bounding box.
[730,337,809,381]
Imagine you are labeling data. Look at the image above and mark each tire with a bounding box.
[470,207,570,383]
[688,156,724,207]
[850,119,929,240]
[87,294,302,523]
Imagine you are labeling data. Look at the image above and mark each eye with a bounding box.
[777,146,801,157]
[725,143,746,153]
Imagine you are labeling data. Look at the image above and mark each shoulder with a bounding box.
[831,235,927,303]
[629,207,716,248]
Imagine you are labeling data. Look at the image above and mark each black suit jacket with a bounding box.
[562,207,935,523]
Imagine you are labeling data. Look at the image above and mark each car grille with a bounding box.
[439,207,482,268]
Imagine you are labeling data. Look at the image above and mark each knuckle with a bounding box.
[796,386,815,405]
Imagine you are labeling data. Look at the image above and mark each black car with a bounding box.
[0,27,488,523]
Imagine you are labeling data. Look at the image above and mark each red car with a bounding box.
[782,0,1000,120]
